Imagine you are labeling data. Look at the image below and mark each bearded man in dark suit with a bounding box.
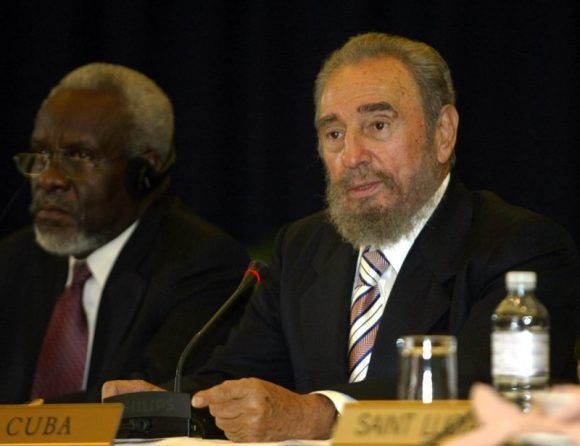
[0,63,249,403]
[104,33,579,441]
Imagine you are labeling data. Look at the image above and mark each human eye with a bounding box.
[67,149,94,161]
[31,147,50,155]
[319,127,345,153]
[364,116,392,140]
[326,129,344,140]
[369,120,389,132]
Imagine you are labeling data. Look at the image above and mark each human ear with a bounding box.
[434,105,459,164]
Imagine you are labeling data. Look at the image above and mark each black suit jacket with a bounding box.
[187,177,579,398]
[0,196,249,403]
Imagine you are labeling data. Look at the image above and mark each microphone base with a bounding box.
[104,391,223,439]
[117,415,194,439]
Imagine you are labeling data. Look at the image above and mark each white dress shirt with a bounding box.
[317,174,450,412]
[65,220,139,388]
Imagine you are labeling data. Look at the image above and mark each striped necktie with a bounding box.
[348,247,389,382]
[31,261,92,400]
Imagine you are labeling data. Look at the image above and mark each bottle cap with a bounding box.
[506,271,537,289]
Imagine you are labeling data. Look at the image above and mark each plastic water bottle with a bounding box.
[491,271,550,411]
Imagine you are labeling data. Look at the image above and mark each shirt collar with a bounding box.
[367,173,450,273]
[68,220,139,288]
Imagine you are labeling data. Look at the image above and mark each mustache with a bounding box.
[332,166,398,193]
[30,192,79,215]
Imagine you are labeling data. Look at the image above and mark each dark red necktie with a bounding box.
[31,261,92,400]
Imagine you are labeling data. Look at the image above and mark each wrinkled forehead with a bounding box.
[32,89,131,153]
[36,89,126,125]
[317,57,423,122]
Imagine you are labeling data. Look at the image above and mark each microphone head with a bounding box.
[245,260,269,284]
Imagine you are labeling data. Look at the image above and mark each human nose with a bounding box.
[341,129,371,169]
[33,156,71,190]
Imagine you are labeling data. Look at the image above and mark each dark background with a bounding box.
[2,1,579,258]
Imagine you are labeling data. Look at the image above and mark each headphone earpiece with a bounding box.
[124,146,176,199]
[124,157,159,199]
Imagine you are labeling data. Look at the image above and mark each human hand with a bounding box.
[442,383,580,446]
[191,377,337,442]
[541,384,580,422]
[101,379,165,400]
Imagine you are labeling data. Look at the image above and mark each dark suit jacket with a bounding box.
[187,177,579,399]
[0,196,249,403]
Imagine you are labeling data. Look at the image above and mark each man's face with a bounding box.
[317,57,452,246]
[29,89,140,257]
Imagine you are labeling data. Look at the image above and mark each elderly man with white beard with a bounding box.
[103,32,580,442]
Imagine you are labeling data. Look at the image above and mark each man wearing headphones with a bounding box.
[0,63,249,403]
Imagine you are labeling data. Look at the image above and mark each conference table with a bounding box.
[115,439,330,446]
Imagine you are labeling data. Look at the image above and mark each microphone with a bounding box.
[104,260,268,439]
[174,259,267,392]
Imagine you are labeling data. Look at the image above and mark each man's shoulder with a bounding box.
[444,184,579,271]
[419,178,578,282]
[143,196,241,244]
[439,178,573,245]
[162,197,237,239]
[136,196,249,266]
[470,188,573,244]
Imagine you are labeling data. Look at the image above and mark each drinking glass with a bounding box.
[397,335,458,402]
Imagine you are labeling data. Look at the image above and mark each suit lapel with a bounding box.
[88,271,149,384]
[88,199,170,385]
[368,247,451,381]
[367,176,474,382]
[298,231,357,386]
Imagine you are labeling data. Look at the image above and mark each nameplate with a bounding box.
[332,400,476,446]
[0,403,123,445]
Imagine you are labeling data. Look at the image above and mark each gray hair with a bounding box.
[314,32,456,136]
[45,63,174,162]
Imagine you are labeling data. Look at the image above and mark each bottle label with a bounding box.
[492,331,549,376]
